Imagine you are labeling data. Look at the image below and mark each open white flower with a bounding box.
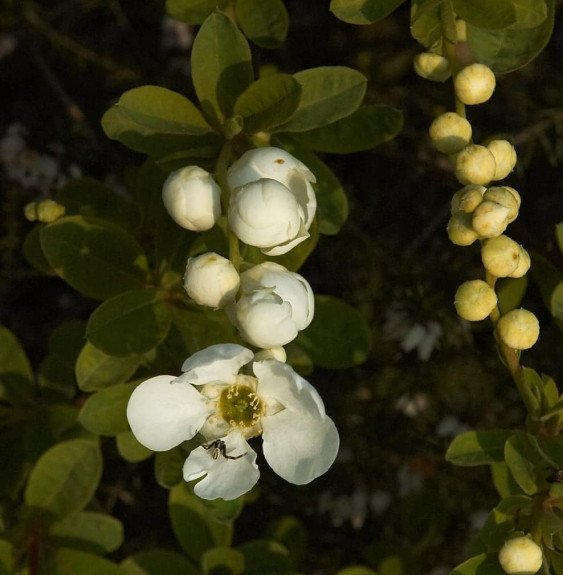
[126,344,339,500]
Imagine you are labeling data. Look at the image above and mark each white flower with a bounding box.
[232,262,314,348]
[162,166,221,231]
[126,344,339,500]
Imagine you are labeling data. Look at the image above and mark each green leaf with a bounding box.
[452,0,516,29]
[410,0,444,48]
[295,295,371,369]
[0,540,13,574]
[556,222,563,253]
[191,11,253,126]
[50,548,124,575]
[166,0,218,24]
[49,511,123,554]
[276,67,367,133]
[510,0,548,29]
[78,382,137,436]
[122,549,201,575]
[0,325,33,405]
[294,105,403,154]
[445,430,513,466]
[266,516,308,567]
[490,461,527,498]
[116,431,153,463]
[235,0,289,49]
[233,74,301,134]
[22,224,52,273]
[237,540,292,575]
[330,0,407,24]
[336,568,378,575]
[480,495,532,551]
[40,216,148,301]
[467,0,554,74]
[155,445,188,488]
[450,553,506,575]
[201,547,245,575]
[530,251,563,324]
[504,434,545,495]
[496,276,528,315]
[24,439,102,519]
[86,289,172,357]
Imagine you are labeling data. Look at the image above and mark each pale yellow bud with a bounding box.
[36,200,66,223]
[509,246,530,279]
[429,112,472,154]
[454,63,496,105]
[451,185,486,215]
[455,145,496,185]
[497,309,540,350]
[447,211,478,246]
[481,235,521,277]
[488,140,517,181]
[503,186,521,210]
[455,20,467,43]
[483,187,519,223]
[498,536,542,575]
[454,280,497,321]
[472,200,510,238]
[414,53,451,82]
[24,202,38,222]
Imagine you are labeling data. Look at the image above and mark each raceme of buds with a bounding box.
[450,185,486,215]
[498,536,543,575]
[488,140,517,181]
[472,200,511,238]
[232,262,314,349]
[496,309,540,350]
[413,52,451,82]
[454,63,496,105]
[454,279,498,321]
[455,145,496,186]
[429,112,472,154]
[162,166,221,231]
[483,186,520,223]
[184,252,240,308]
[447,211,479,246]
[481,235,529,278]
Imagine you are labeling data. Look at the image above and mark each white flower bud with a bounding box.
[455,145,496,186]
[183,252,240,308]
[162,166,221,231]
[488,140,517,181]
[451,185,486,215]
[454,280,497,321]
[472,200,510,238]
[483,186,520,223]
[454,63,496,105]
[498,536,543,575]
[456,20,467,43]
[481,235,521,277]
[253,347,287,363]
[429,112,472,154]
[229,179,309,256]
[497,309,540,350]
[447,211,479,246]
[413,53,451,82]
[509,246,530,279]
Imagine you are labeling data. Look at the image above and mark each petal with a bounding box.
[177,344,253,385]
[183,433,259,500]
[126,375,213,451]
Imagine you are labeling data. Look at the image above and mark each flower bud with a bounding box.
[488,140,517,181]
[447,211,479,246]
[509,246,530,278]
[481,235,521,277]
[472,200,510,238]
[162,166,221,231]
[184,252,240,308]
[253,347,287,363]
[454,280,497,321]
[24,202,37,222]
[454,63,496,105]
[429,112,472,154]
[455,145,496,185]
[35,200,66,223]
[498,536,542,575]
[413,53,451,82]
[497,309,540,350]
[483,186,520,223]
[229,179,309,256]
[503,186,521,210]
[450,185,486,215]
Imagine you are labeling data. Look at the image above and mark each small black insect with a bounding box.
[547,469,563,483]
[202,439,246,460]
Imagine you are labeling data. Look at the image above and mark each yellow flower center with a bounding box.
[218,376,262,429]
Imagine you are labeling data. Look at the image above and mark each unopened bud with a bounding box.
[253,347,287,363]
[447,211,478,246]
[454,280,497,321]
[454,63,496,105]
[455,145,496,186]
[429,112,472,154]
[497,309,540,350]
[481,235,521,277]
[472,200,510,238]
[414,53,451,82]
[483,186,519,223]
[508,246,530,279]
[24,202,38,222]
[36,200,66,223]
[451,185,486,215]
[488,140,517,181]
[498,536,542,575]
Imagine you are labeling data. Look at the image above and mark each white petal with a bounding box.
[126,375,212,451]
[177,344,253,385]
[183,433,259,500]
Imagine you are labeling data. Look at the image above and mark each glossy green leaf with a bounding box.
[295,295,371,369]
[452,0,516,29]
[511,0,548,29]
[446,430,513,466]
[450,553,505,575]
[40,216,148,301]
[237,540,292,575]
[50,548,124,575]
[49,511,123,554]
[22,224,52,273]
[276,67,367,133]
[330,0,407,24]
[467,0,554,73]
[480,495,532,551]
[410,0,444,48]
[490,461,527,498]
[0,325,33,405]
[78,382,137,436]
[191,11,253,125]
[201,547,244,575]
[504,434,545,495]
[24,439,102,519]
[295,105,403,154]
[116,431,153,463]
[166,0,218,24]
[86,289,172,357]
[234,74,301,134]
[496,276,528,315]
[235,0,289,49]
[122,549,201,575]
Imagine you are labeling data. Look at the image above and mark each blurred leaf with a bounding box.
[530,251,563,324]
[450,553,506,575]
[556,223,563,253]
[49,511,123,554]
[236,0,289,49]
[234,74,301,134]
[86,289,172,357]
[22,224,52,273]
[130,159,168,229]
[490,461,527,498]
[330,0,407,24]
[267,516,308,568]
[121,549,201,575]
[40,216,148,301]
[78,382,137,436]
[446,430,513,466]
[378,556,406,575]
[504,433,546,495]
[201,547,244,575]
[410,0,443,48]
[336,568,378,575]
[295,105,403,154]
[496,276,528,315]
[24,439,102,520]
[511,0,548,29]
[277,67,366,133]
[155,445,188,488]
[191,11,253,125]
[50,547,124,575]
[295,295,371,369]
[0,540,13,574]
[116,431,153,463]
[0,325,33,405]
[237,540,292,575]
[452,0,516,29]
[480,495,531,551]
[166,0,218,24]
